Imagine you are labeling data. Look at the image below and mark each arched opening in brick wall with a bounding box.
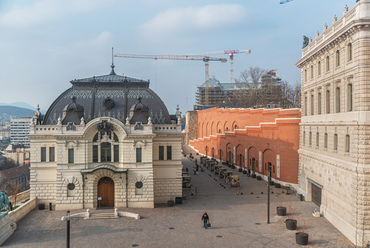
[263,149,275,178]
[232,121,239,131]
[211,122,215,135]
[206,122,210,137]
[248,146,259,173]
[211,147,215,158]
[225,142,232,163]
[224,121,229,132]
[217,121,222,134]
[200,122,204,138]
[236,144,245,168]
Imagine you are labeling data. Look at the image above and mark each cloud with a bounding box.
[0,0,116,28]
[138,4,246,37]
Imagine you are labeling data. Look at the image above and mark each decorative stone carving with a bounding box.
[316,30,320,38]
[324,23,328,31]
[125,117,130,125]
[134,122,144,130]
[148,117,152,125]
[303,36,309,48]
[80,117,85,126]
[333,14,337,24]
[66,122,76,131]
[98,120,113,135]
[133,140,146,149]
[103,97,114,110]
[344,5,348,14]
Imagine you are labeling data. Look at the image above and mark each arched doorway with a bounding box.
[98,177,114,207]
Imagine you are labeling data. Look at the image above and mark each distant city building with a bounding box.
[195,70,283,108]
[3,144,30,166]
[28,65,184,210]
[10,117,31,148]
[296,1,370,246]
[0,122,11,138]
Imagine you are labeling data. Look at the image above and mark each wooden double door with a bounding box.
[98,177,114,207]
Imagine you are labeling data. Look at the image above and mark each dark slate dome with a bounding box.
[42,68,171,125]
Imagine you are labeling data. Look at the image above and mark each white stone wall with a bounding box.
[29,117,184,210]
[296,1,370,246]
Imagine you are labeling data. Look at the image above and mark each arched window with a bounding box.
[347,43,352,61]
[334,134,338,151]
[318,61,321,76]
[336,87,341,113]
[326,56,330,71]
[347,83,353,112]
[311,65,314,79]
[336,50,340,67]
[92,131,120,163]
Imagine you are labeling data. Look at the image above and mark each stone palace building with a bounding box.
[28,64,184,210]
[296,0,370,246]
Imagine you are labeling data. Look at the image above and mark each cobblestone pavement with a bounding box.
[3,146,354,248]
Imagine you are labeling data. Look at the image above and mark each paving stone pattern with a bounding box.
[3,146,354,248]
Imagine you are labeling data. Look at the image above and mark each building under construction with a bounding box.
[195,70,283,108]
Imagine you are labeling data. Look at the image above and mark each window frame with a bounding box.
[136,148,142,163]
[68,148,74,164]
[49,147,55,162]
[167,146,172,160]
[41,147,46,162]
[159,146,164,160]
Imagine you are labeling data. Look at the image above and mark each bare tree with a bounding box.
[292,83,301,108]
[235,67,267,108]
[235,67,296,109]
[0,158,17,171]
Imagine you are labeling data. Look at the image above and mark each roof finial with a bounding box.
[110,47,116,75]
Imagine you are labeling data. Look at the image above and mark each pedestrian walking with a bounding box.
[193,167,196,175]
[201,212,210,229]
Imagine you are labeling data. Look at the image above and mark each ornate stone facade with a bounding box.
[28,67,184,210]
[296,1,370,246]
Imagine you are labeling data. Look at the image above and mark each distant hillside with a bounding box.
[0,106,34,123]
[0,102,46,113]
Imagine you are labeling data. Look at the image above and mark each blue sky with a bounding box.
[0,0,355,114]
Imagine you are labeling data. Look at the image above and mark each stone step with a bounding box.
[85,213,119,220]
[86,216,119,220]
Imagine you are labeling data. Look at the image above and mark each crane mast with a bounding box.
[114,53,227,106]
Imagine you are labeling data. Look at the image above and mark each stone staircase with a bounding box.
[85,212,119,220]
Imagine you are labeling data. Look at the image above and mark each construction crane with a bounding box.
[280,0,293,4]
[191,49,251,83]
[114,53,227,106]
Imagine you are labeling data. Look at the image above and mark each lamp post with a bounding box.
[66,210,70,248]
[267,164,271,224]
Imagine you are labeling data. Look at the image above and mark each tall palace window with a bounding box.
[92,131,119,163]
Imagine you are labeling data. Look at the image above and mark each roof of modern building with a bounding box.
[0,165,30,181]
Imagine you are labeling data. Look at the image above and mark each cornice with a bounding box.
[296,20,370,68]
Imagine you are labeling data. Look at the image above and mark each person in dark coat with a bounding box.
[201,212,209,229]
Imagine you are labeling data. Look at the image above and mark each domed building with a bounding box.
[28,65,184,210]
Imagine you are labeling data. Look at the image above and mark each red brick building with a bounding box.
[189,108,301,185]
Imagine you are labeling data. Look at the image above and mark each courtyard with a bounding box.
[2,146,353,248]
